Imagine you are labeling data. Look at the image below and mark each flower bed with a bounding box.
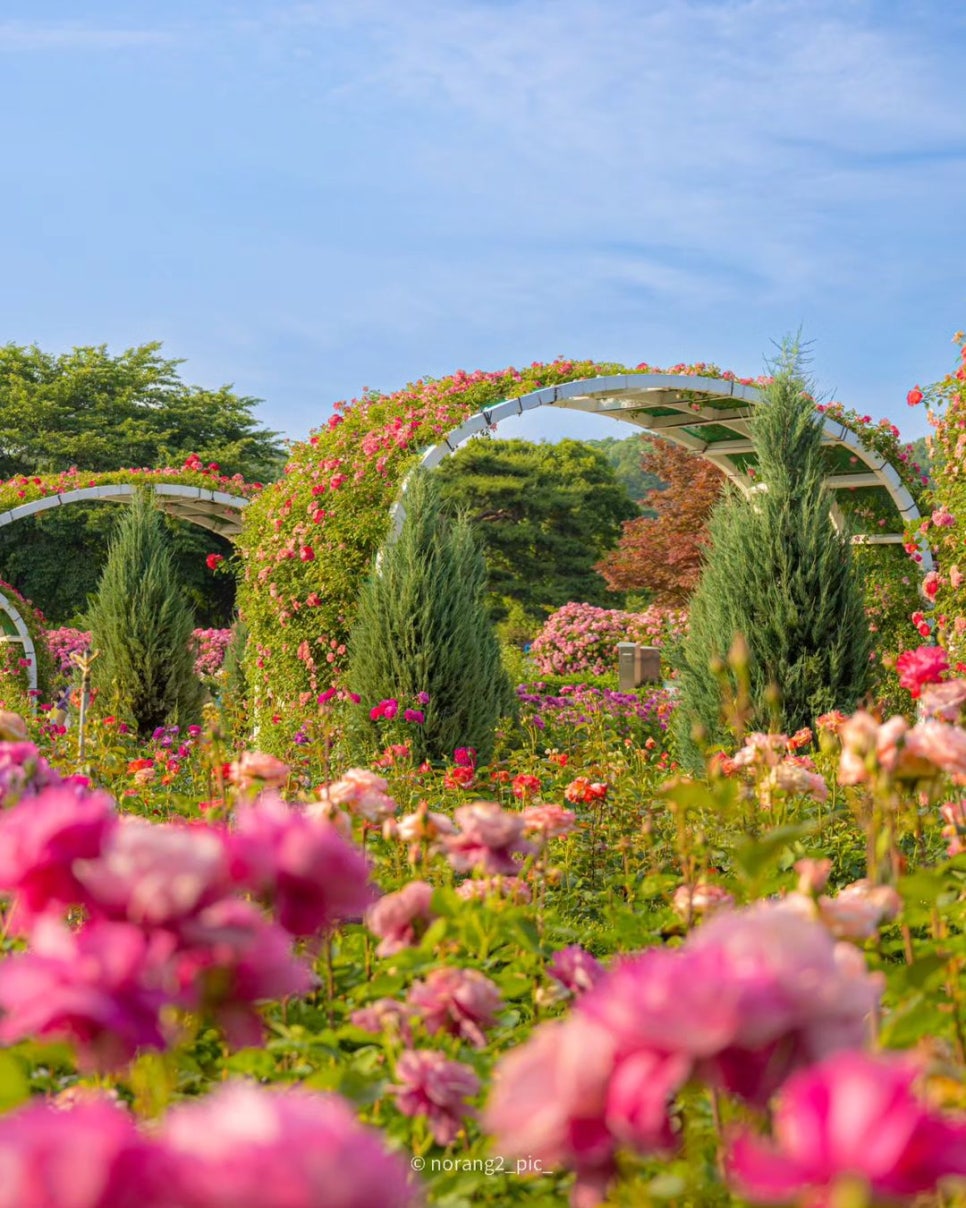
[1,634,965,1204]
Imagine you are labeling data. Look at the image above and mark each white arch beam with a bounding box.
[0,483,249,698]
[395,373,932,573]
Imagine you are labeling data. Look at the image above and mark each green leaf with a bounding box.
[0,1052,28,1114]
[732,821,819,880]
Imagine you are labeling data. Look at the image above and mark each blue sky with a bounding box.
[2,1,964,449]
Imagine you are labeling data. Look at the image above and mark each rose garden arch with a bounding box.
[0,482,248,696]
[234,360,933,737]
[395,372,928,562]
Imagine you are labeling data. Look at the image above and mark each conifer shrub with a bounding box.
[86,490,204,737]
[344,470,513,765]
[676,349,871,761]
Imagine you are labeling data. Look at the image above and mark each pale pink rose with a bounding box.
[407,966,503,1048]
[760,761,828,805]
[837,710,881,785]
[366,881,435,956]
[455,875,532,903]
[444,801,534,875]
[941,800,966,856]
[0,784,116,927]
[818,880,902,941]
[0,916,168,1071]
[392,1049,480,1144]
[302,795,352,838]
[919,679,966,722]
[728,1051,966,1204]
[229,793,374,936]
[795,857,832,895]
[0,1096,159,1208]
[227,751,290,790]
[902,720,966,781]
[521,802,577,839]
[731,732,788,769]
[74,818,229,927]
[350,997,414,1041]
[484,1015,619,1206]
[157,1081,417,1208]
[396,806,456,845]
[0,711,27,741]
[672,881,734,920]
[320,768,397,823]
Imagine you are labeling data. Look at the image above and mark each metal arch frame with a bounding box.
[0,483,249,697]
[391,371,930,566]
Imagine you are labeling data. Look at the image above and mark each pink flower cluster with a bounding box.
[0,1081,417,1208]
[43,626,92,675]
[352,965,503,1050]
[443,801,534,876]
[839,710,966,785]
[530,602,687,678]
[190,628,233,679]
[0,771,374,1069]
[485,902,882,1203]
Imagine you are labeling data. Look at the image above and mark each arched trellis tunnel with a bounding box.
[0,371,927,708]
[394,372,930,565]
[0,483,248,696]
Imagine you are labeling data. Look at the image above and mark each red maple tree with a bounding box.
[597,439,726,606]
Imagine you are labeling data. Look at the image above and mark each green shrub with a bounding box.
[344,471,513,765]
[676,349,871,761]
[86,490,204,737]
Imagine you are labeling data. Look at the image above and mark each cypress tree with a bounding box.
[676,346,871,760]
[87,490,204,737]
[345,469,514,764]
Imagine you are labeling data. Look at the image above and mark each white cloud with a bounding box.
[259,0,965,301]
[0,20,173,51]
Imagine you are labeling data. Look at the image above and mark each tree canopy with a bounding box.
[434,437,638,623]
[583,434,663,507]
[0,342,283,480]
[0,343,284,624]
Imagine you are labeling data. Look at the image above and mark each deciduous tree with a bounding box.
[596,439,725,606]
